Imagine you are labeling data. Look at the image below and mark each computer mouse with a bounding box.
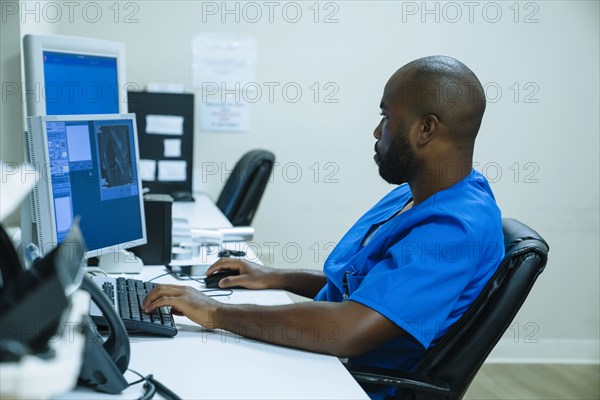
[204,270,240,288]
[171,191,195,202]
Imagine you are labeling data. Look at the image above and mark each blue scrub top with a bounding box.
[314,169,504,372]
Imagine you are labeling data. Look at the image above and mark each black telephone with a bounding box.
[0,222,130,394]
[78,276,130,393]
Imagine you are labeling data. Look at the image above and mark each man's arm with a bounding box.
[143,285,404,357]
[206,259,327,299]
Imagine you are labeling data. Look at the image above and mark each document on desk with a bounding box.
[172,217,192,245]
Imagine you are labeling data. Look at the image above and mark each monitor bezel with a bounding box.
[26,113,146,259]
[23,34,128,117]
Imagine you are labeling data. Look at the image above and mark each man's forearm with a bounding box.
[143,283,404,357]
[271,269,327,298]
[211,301,366,357]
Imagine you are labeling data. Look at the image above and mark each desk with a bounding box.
[172,193,231,229]
[64,194,368,399]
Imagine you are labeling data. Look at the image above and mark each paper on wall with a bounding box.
[158,160,187,181]
[147,82,185,93]
[139,159,157,181]
[163,139,182,157]
[146,115,184,135]
[192,33,257,89]
[199,101,250,132]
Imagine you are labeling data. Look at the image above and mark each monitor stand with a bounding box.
[97,250,144,274]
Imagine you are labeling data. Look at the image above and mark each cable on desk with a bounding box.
[83,267,108,277]
[146,272,173,282]
[147,375,182,400]
[201,288,234,297]
[171,270,234,297]
[140,379,156,400]
[127,367,148,386]
[146,270,234,297]
[127,368,182,400]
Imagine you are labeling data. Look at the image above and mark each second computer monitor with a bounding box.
[26,114,146,272]
[23,34,128,116]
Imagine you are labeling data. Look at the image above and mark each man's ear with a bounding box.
[416,114,439,146]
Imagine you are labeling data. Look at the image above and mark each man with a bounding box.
[143,55,503,380]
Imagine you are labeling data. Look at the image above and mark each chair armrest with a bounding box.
[345,364,451,396]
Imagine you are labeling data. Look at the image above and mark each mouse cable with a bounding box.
[146,271,234,297]
[171,270,234,297]
[146,272,172,282]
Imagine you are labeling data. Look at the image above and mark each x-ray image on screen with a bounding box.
[97,125,134,188]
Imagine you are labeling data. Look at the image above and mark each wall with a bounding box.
[1,0,59,224]
[1,0,598,362]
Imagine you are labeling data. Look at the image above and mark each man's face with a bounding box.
[373,79,419,185]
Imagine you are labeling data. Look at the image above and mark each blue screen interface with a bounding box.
[43,51,120,115]
[46,118,142,251]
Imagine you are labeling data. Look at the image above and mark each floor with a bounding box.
[464,363,599,400]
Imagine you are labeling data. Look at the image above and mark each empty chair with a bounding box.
[216,150,275,226]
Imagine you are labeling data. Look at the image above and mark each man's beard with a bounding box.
[376,131,418,185]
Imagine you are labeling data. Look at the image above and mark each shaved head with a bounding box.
[386,56,486,151]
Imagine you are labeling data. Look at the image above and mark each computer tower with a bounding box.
[131,195,172,265]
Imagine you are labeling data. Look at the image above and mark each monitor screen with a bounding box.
[43,51,119,115]
[26,114,146,258]
[23,34,127,117]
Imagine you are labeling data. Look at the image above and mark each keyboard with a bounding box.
[90,276,177,337]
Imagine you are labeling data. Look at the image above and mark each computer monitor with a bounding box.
[25,114,146,273]
[22,34,128,116]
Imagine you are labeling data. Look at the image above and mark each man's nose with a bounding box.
[373,119,383,139]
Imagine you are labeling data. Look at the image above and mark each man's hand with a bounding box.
[205,258,281,289]
[207,259,327,298]
[143,284,220,327]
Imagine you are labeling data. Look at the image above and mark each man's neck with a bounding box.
[409,160,472,205]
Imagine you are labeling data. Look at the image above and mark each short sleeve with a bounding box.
[348,216,478,348]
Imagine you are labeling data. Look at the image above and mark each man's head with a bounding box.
[374,56,486,186]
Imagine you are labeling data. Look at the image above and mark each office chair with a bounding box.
[346,218,549,400]
[216,149,275,226]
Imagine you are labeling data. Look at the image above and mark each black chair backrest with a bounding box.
[409,218,549,399]
[216,149,275,226]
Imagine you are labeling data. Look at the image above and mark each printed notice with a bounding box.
[158,160,187,181]
[192,33,257,89]
[199,101,250,132]
[139,159,157,181]
[163,139,182,157]
[146,115,184,135]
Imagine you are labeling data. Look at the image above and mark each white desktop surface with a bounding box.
[172,193,231,229]
[63,194,368,399]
